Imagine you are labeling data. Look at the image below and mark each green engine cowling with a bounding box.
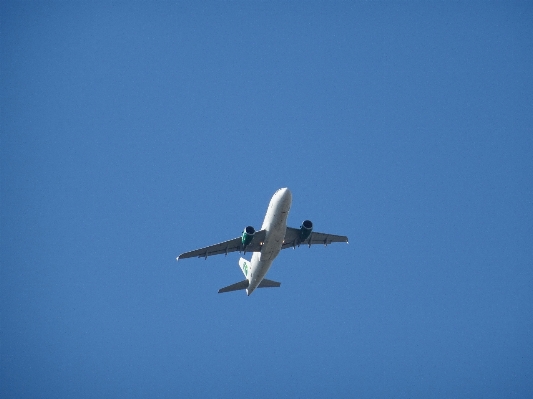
[299,220,313,242]
[241,226,256,248]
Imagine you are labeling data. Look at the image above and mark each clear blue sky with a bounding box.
[1,2,532,398]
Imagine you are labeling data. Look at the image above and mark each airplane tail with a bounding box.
[217,257,281,294]
[218,278,281,294]
[239,257,251,280]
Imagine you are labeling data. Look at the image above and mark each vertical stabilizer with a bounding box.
[239,257,251,281]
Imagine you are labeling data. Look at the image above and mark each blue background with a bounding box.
[1,2,532,398]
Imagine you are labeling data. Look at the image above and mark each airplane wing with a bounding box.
[281,226,348,249]
[177,229,267,260]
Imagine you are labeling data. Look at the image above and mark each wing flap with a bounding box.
[308,232,349,246]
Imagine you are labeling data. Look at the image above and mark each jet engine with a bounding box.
[241,226,256,248]
[299,220,313,242]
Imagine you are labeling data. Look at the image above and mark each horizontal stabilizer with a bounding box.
[258,279,281,288]
[218,280,249,294]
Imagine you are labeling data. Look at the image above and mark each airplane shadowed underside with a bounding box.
[177,188,348,296]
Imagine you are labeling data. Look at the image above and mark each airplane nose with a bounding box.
[280,187,292,201]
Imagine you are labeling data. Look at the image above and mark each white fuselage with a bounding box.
[246,187,292,295]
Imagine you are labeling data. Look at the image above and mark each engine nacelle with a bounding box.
[241,226,256,248]
[299,220,313,242]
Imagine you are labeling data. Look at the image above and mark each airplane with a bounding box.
[176,188,348,296]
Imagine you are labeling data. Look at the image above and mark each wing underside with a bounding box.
[177,229,266,260]
[281,227,348,250]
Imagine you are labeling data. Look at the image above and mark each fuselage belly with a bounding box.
[247,188,292,295]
